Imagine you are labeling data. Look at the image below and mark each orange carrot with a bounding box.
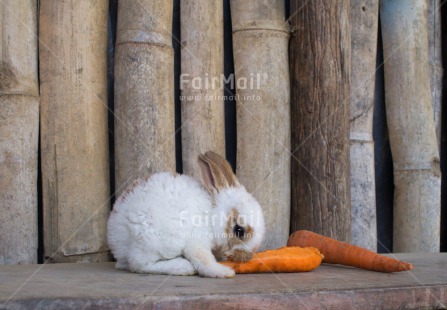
[287,230,413,273]
[220,246,323,273]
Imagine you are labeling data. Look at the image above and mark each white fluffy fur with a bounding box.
[107,172,265,278]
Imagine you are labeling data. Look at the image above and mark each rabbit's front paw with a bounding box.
[200,263,235,278]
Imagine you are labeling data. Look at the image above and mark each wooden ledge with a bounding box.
[1,253,446,309]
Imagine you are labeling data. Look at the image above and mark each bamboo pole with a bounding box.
[231,0,291,250]
[428,0,443,149]
[40,0,110,262]
[180,0,225,180]
[381,0,441,252]
[290,0,351,242]
[114,0,175,195]
[349,1,379,251]
[0,0,38,264]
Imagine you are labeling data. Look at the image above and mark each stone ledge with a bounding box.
[1,253,446,309]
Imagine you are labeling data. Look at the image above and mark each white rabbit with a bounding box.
[107,151,265,278]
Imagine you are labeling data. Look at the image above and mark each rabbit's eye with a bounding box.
[234,224,245,239]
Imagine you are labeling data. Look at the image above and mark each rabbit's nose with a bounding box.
[230,249,253,262]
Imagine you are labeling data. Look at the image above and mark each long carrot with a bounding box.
[220,246,323,273]
[287,230,413,273]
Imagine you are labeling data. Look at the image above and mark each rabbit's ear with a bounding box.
[198,152,238,192]
[198,154,227,192]
[203,151,239,187]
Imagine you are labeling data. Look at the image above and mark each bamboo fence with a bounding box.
[0,0,39,264]
[39,0,110,262]
[180,0,225,180]
[428,0,443,149]
[231,0,291,250]
[114,0,175,196]
[381,0,441,252]
[290,0,351,242]
[349,1,379,251]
